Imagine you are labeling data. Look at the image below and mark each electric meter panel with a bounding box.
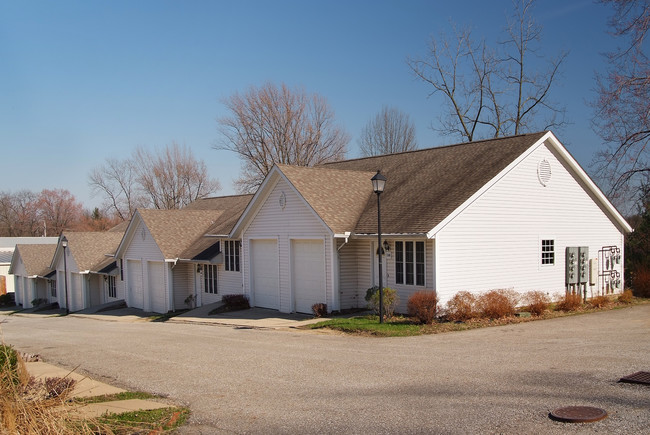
[578,246,589,284]
[565,247,579,284]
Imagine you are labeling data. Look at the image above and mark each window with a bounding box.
[204,264,218,294]
[395,241,425,286]
[50,280,56,298]
[225,240,240,272]
[541,239,555,265]
[107,276,117,298]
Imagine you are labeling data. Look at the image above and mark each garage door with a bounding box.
[70,273,83,312]
[148,261,166,313]
[292,239,326,314]
[250,239,279,310]
[127,260,144,309]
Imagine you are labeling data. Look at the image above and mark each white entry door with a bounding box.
[250,239,279,310]
[292,239,326,314]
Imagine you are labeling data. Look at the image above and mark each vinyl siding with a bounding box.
[434,141,626,306]
[173,262,194,309]
[338,239,373,310]
[242,178,333,313]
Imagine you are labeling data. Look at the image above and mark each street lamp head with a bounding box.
[61,235,68,249]
[371,170,387,194]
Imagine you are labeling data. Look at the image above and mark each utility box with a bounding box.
[578,247,589,284]
[565,247,579,285]
[589,258,598,286]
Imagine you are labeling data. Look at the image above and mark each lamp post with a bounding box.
[371,170,387,323]
[61,235,69,315]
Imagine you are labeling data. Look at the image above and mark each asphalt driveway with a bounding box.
[1,305,649,434]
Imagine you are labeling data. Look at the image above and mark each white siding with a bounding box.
[435,142,626,306]
[337,239,372,309]
[242,178,334,313]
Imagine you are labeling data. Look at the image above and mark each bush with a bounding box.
[221,294,250,311]
[445,291,478,322]
[312,303,327,317]
[618,289,634,303]
[0,293,15,307]
[555,293,583,311]
[476,289,519,319]
[523,291,551,316]
[589,295,612,308]
[0,345,20,387]
[30,298,48,308]
[365,286,400,318]
[407,291,438,324]
[631,268,650,297]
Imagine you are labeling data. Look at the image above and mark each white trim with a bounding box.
[539,236,556,269]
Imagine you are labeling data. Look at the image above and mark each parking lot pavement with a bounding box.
[1,304,649,434]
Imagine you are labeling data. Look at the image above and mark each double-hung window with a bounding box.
[107,276,117,298]
[541,239,555,265]
[50,280,57,298]
[204,264,218,294]
[395,241,425,286]
[225,240,240,272]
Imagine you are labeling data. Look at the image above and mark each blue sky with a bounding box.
[1,0,617,208]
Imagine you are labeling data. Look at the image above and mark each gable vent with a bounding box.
[538,159,552,186]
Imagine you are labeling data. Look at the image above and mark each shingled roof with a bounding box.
[288,131,548,235]
[12,244,57,277]
[58,231,125,272]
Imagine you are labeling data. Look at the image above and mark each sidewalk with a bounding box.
[25,360,171,418]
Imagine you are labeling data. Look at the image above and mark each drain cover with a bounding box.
[619,371,650,385]
[549,406,608,423]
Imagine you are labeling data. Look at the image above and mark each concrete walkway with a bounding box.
[25,361,172,417]
[170,303,332,329]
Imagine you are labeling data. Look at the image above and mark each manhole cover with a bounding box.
[619,371,650,385]
[549,406,608,423]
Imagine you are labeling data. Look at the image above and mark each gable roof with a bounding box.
[55,231,125,272]
[184,194,253,236]
[10,244,57,277]
[233,131,631,237]
[321,132,548,234]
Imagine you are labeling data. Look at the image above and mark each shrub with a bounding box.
[407,291,438,324]
[589,295,612,308]
[366,287,400,318]
[523,291,551,316]
[0,293,14,307]
[0,345,20,387]
[476,289,519,319]
[30,298,48,308]
[445,291,478,322]
[555,292,583,311]
[618,289,634,303]
[631,268,650,297]
[221,294,250,311]
[312,303,327,317]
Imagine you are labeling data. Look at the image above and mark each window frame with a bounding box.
[541,238,555,266]
[225,240,241,272]
[50,279,56,298]
[394,240,426,286]
[204,264,218,294]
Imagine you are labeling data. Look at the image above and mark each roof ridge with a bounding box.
[192,193,254,200]
[321,131,548,166]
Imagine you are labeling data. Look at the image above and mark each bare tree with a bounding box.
[407,0,567,142]
[36,189,84,236]
[134,142,221,210]
[216,82,349,193]
[359,106,418,156]
[592,0,650,211]
[89,143,221,217]
[89,158,143,221]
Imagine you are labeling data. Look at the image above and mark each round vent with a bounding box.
[538,159,552,186]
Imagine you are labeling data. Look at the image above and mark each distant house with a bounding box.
[0,237,58,300]
[114,195,251,313]
[50,229,125,312]
[231,131,632,314]
[9,244,57,308]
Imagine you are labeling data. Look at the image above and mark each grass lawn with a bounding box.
[309,297,650,337]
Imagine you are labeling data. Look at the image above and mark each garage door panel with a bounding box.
[251,240,279,310]
[292,240,325,314]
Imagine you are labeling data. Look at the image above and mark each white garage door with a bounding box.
[127,260,144,309]
[292,239,326,314]
[148,261,166,313]
[70,273,83,312]
[250,239,279,310]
